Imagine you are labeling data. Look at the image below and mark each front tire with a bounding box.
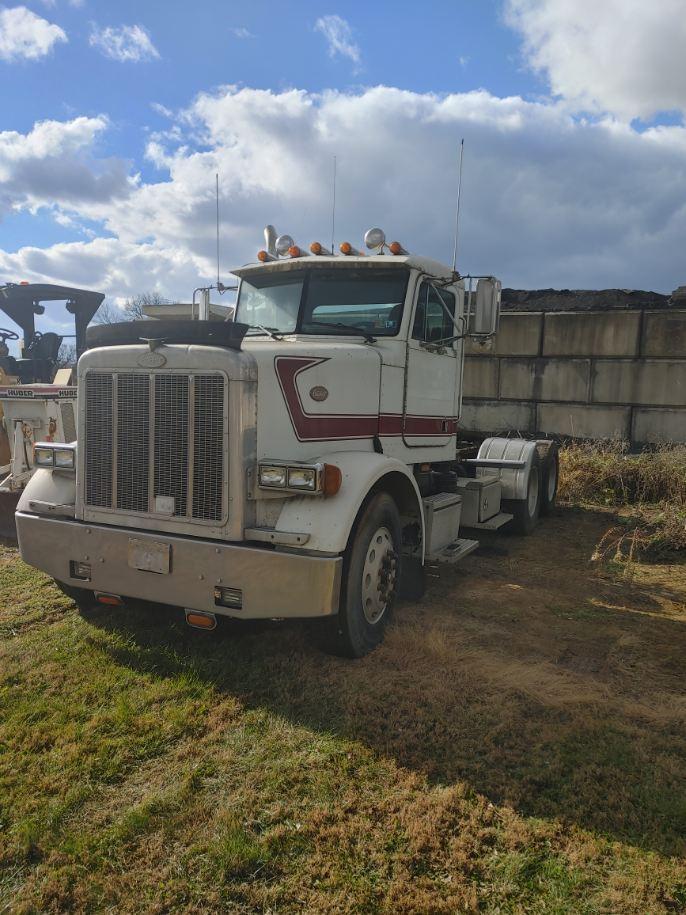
[331,492,402,658]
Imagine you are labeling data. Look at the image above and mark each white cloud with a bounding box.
[506,0,686,121]
[2,86,686,301]
[0,6,67,62]
[0,115,133,216]
[89,23,159,63]
[315,15,360,68]
[231,27,253,39]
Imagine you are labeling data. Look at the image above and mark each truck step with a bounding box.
[428,537,479,564]
[461,512,513,531]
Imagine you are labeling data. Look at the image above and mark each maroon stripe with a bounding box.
[274,355,457,442]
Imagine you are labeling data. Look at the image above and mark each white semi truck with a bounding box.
[16,227,558,657]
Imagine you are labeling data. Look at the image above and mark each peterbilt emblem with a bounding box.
[137,351,167,368]
[309,385,329,402]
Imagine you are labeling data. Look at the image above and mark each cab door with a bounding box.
[402,280,459,447]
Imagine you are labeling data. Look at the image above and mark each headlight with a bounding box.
[34,446,55,468]
[287,467,317,490]
[54,448,76,469]
[258,465,287,488]
[33,443,76,471]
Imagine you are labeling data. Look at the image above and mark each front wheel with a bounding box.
[331,492,402,658]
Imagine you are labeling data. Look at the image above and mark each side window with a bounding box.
[412,282,456,343]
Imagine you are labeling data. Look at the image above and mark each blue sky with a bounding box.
[0,0,685,320]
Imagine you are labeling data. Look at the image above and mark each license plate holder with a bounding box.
[128,538,171,574]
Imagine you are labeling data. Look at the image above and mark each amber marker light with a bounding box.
[186,610,217,630]
[95,592,124,606]
[323,463,342,496]
[288,245,302,257]
[339,241,352,255]
[389,241,406,255]
[310,241,324,255]
[257,249,269,262]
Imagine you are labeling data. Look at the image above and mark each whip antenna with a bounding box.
[451,139,465,272]
[331,155,337,254]
[215,172,221,287]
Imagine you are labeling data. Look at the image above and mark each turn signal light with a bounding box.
[95,592,124,606]
[323,463,342,496]
[185,609,218,630]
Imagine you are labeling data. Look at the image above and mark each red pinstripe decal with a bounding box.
[274,355,457,442]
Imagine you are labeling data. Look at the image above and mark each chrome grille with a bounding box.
[84,373,113,508]
[83,371,226,523]
[193,375,224,521]
[116,374,150,513]
[154,374,189,517]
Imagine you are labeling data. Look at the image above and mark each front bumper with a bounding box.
[16,512,341,619]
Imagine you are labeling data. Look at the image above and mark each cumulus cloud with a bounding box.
[231,27,254,39]
[506,0,686,121]
[2,86,686,300]
[0,115,133,217]
[89,23,159,63]
[0,6,67,61]
[315,15,360,68]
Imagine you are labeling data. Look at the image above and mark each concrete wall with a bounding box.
[462,308,686,445]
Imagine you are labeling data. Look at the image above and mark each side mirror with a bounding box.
[470,277,501,336]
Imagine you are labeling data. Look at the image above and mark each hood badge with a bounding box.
[309,385,329,402]
[137,351,167,368]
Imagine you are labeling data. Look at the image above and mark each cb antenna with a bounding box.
[215,172,221,288]
[330,155,337,254]
[451,138,465,273]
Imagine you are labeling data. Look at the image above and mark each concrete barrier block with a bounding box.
[465,312,542,356]
[642,310,686,358]
[463,357,499,398]
[500,358,590,402]
[592,360,686,406]
[543,311,641,357]
[537,403,630,440]
[632,408,686,444]
[460,399,535,434]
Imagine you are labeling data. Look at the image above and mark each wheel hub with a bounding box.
[361,525,397,624]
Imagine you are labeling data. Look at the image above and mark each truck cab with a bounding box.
[16,228,556,656]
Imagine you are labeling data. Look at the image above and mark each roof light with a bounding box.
[389,241,407,255]
[309,241,331,255]
[257,250,275,262]
[275,234,295,256]
[339,242,363,256]
[364,227,386,250]
[288,245,302,258]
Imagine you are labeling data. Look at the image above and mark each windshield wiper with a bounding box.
[244,324,285,340]
[306,321,377,344]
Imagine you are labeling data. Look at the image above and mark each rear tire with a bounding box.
[328,492,402,658]
[504,452,542,535]
[540,445,559,516]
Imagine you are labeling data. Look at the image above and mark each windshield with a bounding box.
[235,269,409,336]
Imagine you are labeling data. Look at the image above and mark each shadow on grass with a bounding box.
[79,506,686,858]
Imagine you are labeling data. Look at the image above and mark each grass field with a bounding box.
[1,506,686,913]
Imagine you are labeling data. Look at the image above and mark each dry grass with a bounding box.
[1,508,686,913]
[559,443,686,560]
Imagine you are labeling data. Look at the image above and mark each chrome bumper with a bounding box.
[16,512,341,619]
